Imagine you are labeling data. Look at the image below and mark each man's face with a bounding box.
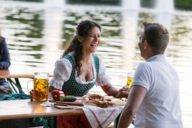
[138,33,145,58]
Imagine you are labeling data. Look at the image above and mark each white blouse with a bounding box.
[50,54,110,90]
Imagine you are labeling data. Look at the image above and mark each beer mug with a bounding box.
[28,72,49,102]
[126,71,134,88]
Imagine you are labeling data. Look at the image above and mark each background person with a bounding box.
[0,30,34,128]
[117,22,183,128]
[0,30,11,94]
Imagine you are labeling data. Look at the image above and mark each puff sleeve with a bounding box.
[49,58,72,90]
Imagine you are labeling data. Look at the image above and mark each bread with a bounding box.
[85,94,114,108]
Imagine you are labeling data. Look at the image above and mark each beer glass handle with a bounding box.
[27,79,34,101]
[27,79,33,92]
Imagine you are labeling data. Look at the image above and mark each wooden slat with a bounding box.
[0,70,53,79]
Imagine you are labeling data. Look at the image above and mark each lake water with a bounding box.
[0,0,192,127]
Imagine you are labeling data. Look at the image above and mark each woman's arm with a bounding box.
[101,84,129,98]
[100,83,119,96]
[49,58,72,90]
[97,57,129,98]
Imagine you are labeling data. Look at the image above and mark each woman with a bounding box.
[49,20,128,128]
[0,31,11,94]
[50,20,127,97]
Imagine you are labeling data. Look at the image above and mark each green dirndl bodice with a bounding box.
[42,54,100,128]
[62,54,99,96]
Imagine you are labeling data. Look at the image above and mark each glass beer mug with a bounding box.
[30,72,49,102]
[126,71,134,88]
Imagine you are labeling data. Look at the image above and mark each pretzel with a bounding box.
[87,94,114,108]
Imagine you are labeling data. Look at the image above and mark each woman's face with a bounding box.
[82,27,101,53]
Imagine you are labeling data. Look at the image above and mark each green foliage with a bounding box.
[66,0,120,5]
[141,0,155,8]
[175,0,192,10]
[12,0,43,2]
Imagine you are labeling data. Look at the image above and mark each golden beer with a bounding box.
[126,76,133,88]
[33,72,49,102]
[126,71,134,88]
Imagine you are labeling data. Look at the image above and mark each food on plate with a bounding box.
[113,97,127,106]
[51,89,77,102]
[85,94,114,108]
[88,94,104,101]
[84,94,127,107]
[92,98,113,108]
[51,90,65,101]
[55,101,84,106]
[120,97,127,101]
[60,95,77,102]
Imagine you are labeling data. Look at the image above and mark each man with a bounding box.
[117,23,183,128]
[0,33,12,94]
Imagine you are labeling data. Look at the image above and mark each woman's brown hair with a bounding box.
[62,20,101,75]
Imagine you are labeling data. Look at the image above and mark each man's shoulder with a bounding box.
[0,36,5,43]
[138,62,151,68]
[136,62,153,74]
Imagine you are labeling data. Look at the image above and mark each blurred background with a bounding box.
[0,0,192,127]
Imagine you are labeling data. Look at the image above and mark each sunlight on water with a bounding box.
[0,0,192,127]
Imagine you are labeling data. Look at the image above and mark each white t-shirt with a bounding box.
[133,55,183,128]
[50,53,110,90]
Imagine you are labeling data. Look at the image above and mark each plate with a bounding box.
[54,104,82,109]
[83,95,127,107]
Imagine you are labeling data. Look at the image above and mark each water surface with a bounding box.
[0,0,192,127]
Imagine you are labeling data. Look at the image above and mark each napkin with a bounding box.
[83,105,123,128]
[0,93,30,100]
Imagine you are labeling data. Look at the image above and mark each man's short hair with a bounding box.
[143,22,169,54]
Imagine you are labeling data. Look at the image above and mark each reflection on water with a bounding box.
[66,0,120,5]
[0,0,192,127]
[2,7,44,67]
[62,10,123,78]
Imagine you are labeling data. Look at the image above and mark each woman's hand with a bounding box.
[115,86,130,98]
[51,89,65,101]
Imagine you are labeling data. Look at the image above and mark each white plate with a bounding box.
[54,104,82,109]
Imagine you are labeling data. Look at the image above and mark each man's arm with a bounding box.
[117,85,147,128]
[0,38,11,69]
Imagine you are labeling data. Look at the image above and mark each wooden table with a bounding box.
[0,99,83,120]
[0,70,83,122]
[0,70,34,79]
[0,70,53,93]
